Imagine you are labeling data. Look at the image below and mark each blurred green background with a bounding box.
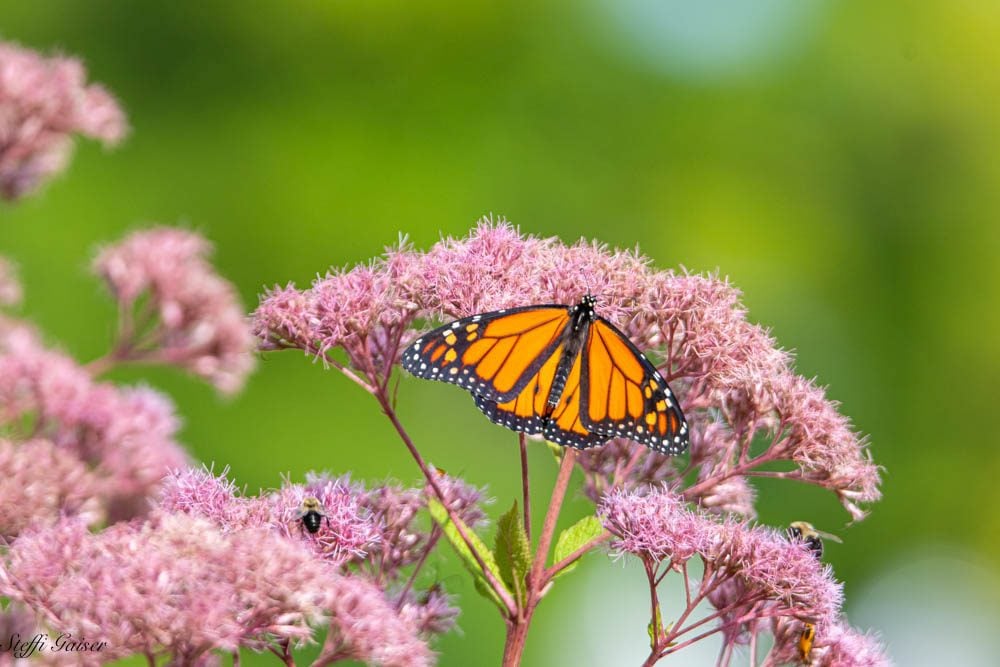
[3,1,999,665]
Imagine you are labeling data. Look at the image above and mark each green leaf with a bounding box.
[647,609,676,650]
[551,515,605,578]
[647,606,662,649]
[427,498,510,611]
[494,501,532,604]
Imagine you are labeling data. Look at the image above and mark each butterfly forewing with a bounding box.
[401,305,570,403]
[580,319,688,455]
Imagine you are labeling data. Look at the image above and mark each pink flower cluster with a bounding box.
[0,464,478,665]
[601,487,842,624]
[0,325,187,529]
[600,487,889,666]
[0,41,126,200]
[0,514,432,667]
[160,467,381,567]
[159,467,476,655]
[254,220,880,519]
[767,617,889,667]
[93,227,257,394]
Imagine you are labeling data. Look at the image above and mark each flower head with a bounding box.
[0,41,126,200]
[768,616,891,667]
[271,472,382,565]
[254,219,880,519]
[0,515,343,663]
[159,467,381,568]
[93,227,256,394]
[0,332,188,521]
[601,487,842,626]
[0,438,103,539]
[398,584,460,637]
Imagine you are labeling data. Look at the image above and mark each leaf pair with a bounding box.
[429,499,606,613]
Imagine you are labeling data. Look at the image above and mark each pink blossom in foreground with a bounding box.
[253,220,881,519]
[0,438,103,538]
[0,329,188,520]
[0,41,126,200]
[0,514,433,667]
[159,467,381,567]
[92,227,256,394]
[0,256,20,307]
[323,575,434,667]
[158,466,466,649]
[0,603,36,663]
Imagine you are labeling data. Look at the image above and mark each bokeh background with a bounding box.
[3,1,999,665]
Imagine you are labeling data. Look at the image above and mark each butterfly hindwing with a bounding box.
[474,346,609,449]
[401,305,570,403]
[542,347,611,449]
[580,318,688,455]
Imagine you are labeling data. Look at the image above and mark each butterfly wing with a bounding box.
[474,343,610,449]
[580,318,689,455]
[401,305,570,402]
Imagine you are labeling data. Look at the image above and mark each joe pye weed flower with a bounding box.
[1,39,889,667]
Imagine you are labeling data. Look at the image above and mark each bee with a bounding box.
[798,622,817,664]
[297,497,326,534]
[786,521,842,560]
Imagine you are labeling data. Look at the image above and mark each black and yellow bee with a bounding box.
[797,622,817,664]
[297,497,326,534]
[786,521,842,560]
[786,521,842,664]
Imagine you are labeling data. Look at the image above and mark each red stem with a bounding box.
[519,434,531,541]
[528,449,578,591]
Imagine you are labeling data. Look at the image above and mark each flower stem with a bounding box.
[499,448,580,667]
[519,434,531,541]
[502,614,533,667]
[528,448,577,590]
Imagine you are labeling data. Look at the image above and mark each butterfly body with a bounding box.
[402,296,688,454]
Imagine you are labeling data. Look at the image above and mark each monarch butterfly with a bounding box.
[401,295,688,454]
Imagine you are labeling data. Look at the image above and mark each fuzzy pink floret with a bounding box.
[0,41,126,200]
[93,227,257,394]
